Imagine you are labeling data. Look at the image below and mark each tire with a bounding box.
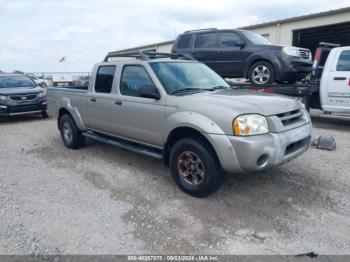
[248,61,275,86]
[169,137,223,198]
[59,114,85,149]
[42,111,49,118]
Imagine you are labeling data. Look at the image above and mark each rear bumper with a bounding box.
[0,102,47,117]
[207,123,312,173]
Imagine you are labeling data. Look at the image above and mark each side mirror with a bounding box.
[139,85,161,100]
[236,40,245,49]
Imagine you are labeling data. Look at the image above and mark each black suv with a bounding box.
[172,28,313,86]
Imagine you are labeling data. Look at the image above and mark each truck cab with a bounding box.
[319,46,350,114]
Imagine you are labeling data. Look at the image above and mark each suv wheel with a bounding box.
[59,114,85,149]
[169,138,223,198]
[248,61,275,86]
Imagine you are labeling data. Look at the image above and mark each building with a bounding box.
[112,7,350,55]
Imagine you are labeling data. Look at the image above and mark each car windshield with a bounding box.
[241,31,272,45]
[150,62,229,94]
[0,75,36,89]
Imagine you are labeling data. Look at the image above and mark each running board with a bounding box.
[83,131,163,160]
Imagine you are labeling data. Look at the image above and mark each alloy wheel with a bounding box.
[177,151,205,185]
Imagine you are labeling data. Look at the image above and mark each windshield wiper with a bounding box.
[209,85,228,90]
[170,88,205,95]
[170,86,228,95]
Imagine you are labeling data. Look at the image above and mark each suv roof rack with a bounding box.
[184,28,218,34]
[103,51,196,62]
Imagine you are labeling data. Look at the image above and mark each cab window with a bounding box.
[120,65,155,97]
[336,50,350,71]
[95,65,116,93]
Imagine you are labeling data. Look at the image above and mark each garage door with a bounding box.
[293,21,350,55]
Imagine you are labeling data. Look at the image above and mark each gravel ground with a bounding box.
[0,114,350,255]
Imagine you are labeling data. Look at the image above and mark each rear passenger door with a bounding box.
[113,64,165,147]
[86,65,118,133]
[192,32,220,72]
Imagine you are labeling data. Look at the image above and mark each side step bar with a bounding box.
[83,131,163,160]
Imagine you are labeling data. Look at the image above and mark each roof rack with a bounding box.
[103,51,196,62]
[184,28,218,34]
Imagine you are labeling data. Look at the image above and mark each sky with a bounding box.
[0,0,350,73]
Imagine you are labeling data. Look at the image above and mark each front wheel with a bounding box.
[248,61,275,86]
[169,138,223,198]
[59,114,85,149]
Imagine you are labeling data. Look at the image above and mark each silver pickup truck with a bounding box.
[47,52,312,197]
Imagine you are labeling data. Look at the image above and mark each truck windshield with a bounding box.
[150,62,229,94]
[241,31,272,45]
[0,75,36,89]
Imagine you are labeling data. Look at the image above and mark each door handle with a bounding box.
[90,97,96,102]
[333,77,347,80]
[114,100,122,105]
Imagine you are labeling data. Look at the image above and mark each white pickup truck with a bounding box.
[313,46,350,115]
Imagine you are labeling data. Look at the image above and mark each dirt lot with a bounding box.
[0,114,350,255]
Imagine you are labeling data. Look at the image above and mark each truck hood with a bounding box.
[179,89,301,116]
[0,86,44,95]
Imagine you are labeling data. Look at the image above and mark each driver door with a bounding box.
[112,64,165,147]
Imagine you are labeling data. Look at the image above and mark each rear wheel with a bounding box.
[59,114,85,149]
[248,61,275,86]
[169,138,223,198]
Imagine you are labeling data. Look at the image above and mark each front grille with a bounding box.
[9,94,37,101]
[9,104,42,113]
[298,49,311,60]
[276,109,303,127]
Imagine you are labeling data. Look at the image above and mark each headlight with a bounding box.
[38,90,46,98]
[282,46,299,57]
[0,95,7,100]
[233,114,269,136]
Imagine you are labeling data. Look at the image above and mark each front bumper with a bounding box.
[207,123,312,173]
[0,102,47,117]
[276,56,312,81]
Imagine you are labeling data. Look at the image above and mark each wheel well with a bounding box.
[245,59,274,78]
[57,108,71,130]
[163,127,218,166]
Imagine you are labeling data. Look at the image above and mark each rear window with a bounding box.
[177,35,192,49]
[0,75,36,89]
[336,50,350,71]
[94,66,116,93]
[195,33,217,48]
